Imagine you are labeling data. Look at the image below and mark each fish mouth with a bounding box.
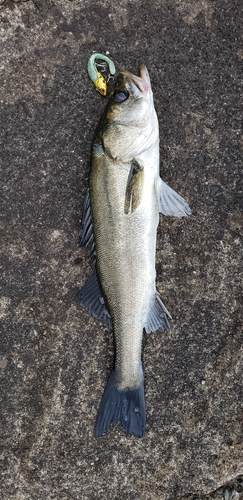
[120,64,151,96]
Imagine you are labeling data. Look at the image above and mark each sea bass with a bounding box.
[78,64,191,438]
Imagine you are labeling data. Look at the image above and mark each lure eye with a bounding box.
[113,88,129,103]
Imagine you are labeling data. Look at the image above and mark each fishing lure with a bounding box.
[87,53,116,96]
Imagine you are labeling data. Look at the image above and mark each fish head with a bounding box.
[98,65,159,161]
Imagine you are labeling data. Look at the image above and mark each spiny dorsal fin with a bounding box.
[79,187,96,261]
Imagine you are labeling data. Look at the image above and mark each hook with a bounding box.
[87,53,116,96]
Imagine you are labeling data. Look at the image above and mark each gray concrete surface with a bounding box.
[0,0,242,499]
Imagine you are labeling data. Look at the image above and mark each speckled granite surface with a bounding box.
[0,1,242,498]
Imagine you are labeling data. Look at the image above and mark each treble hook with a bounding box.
[87,53,116,96]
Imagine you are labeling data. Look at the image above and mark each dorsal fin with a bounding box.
[77,270,112,326]
[79,187,96,261]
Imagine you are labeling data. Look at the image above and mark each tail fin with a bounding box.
[95,370,146,438]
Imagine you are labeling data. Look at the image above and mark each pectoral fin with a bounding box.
[157,177,191,217]
[124,159,144,214]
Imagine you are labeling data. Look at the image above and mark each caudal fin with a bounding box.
[95,370,146,438]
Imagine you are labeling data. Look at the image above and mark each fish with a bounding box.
[78,64,191,438]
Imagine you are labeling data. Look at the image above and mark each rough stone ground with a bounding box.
[0,0,242,499]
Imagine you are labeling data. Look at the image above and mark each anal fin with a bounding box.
[144,292,171,333]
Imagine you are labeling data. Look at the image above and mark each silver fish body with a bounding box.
[78,65,191,437]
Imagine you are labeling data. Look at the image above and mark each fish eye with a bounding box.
[112,88,129,103]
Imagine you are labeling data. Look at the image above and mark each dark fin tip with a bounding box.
[95,370,146,438]
[77,269,112,326]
